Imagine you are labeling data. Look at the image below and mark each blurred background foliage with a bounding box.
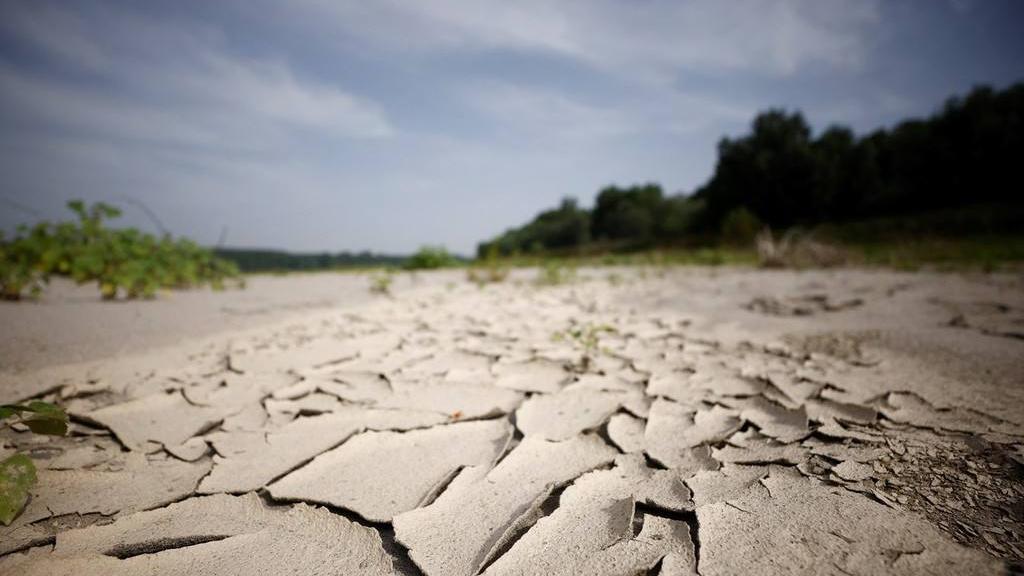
[478,83,1024,260]
[1,201,242,300]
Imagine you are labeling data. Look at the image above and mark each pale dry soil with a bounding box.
[1,267,1022,575]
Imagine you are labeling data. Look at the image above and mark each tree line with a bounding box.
[214,248,407,272]
[478,82,1024,257]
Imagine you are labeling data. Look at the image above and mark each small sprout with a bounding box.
[369,270,394,295]
[467,266,509,287]
[552,323,616,372]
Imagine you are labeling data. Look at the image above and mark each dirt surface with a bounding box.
[1,267,1022,574]
[0,272,456,373]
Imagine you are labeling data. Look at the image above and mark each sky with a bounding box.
[1,0,1023,255]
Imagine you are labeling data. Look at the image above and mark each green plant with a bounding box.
[720,206,762,246]
[404,245,456,270]
[535,262,575,286]
[0,401,69,525]
[0,201,242,300]
[369,270,394,295]
[467,244,509,287]
[0,229,48,300]
[553,323,615,371]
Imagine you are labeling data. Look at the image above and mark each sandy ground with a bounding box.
[0,271,457,372]
[0,267,1022,574]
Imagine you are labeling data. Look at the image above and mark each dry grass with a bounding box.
[756,229,849,268]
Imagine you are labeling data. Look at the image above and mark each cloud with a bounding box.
[462,80,754,145]
[2,0,1011,255]
[0,1,394,156]
[465,82,638,140]
[285,0,880,83]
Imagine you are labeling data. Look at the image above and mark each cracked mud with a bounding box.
[1,268,1022,574]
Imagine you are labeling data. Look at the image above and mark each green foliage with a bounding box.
[476,83,1024,261]
[696,83,1024,232]
[369,270,394,295]
[466,244,508,286]
[0,230,48,300]
[0,401,68,525]
[0,201,242,300]
[592,183,663,245]
[720,207,762,245]
[554,324,613,353]
[0,455,35,526]
[534,262,575,286]
[215,248,405,272]
[404,245,457,270]
[553,323,616,371]
[0,401,70,436]
[478,198,590,257]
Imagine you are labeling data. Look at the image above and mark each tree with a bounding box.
[477,197,590,257]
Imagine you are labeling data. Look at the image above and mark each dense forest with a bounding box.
[478,83,1024,257]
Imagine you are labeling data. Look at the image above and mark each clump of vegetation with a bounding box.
[535,262,576,286]
[467,266,509,287]
[720,207,762,246]
[476,83,1024,267]
[553,323,616,371]
[0,201,242,300]
[466,245,508,287]
[0,231,48,300]
[756,229,848,268]
[369,269,394,295]
[0,401,68,525]
[403,245,457,270]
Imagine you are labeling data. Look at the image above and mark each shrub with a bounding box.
[720,206,761,246]
[0,201,242,300]
[404,245,456,270]
[467,244,508,286]
[369,270,394,295]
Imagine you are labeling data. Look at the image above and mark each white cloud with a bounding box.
[0,3,113,73]
[465,82,638,140]
[285,0,880,83]
[1,0,942,255]
[462,80,753,145]
[0,2,393,154]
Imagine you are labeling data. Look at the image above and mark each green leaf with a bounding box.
[19,402,68,436]
[0,407,16,420]
[22,418,68,436]
[0,454,37,526]
[22,401,65,416]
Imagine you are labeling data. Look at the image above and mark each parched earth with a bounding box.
[1,268,1022,575]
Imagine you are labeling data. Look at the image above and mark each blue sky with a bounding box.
[1,0,1022,255]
